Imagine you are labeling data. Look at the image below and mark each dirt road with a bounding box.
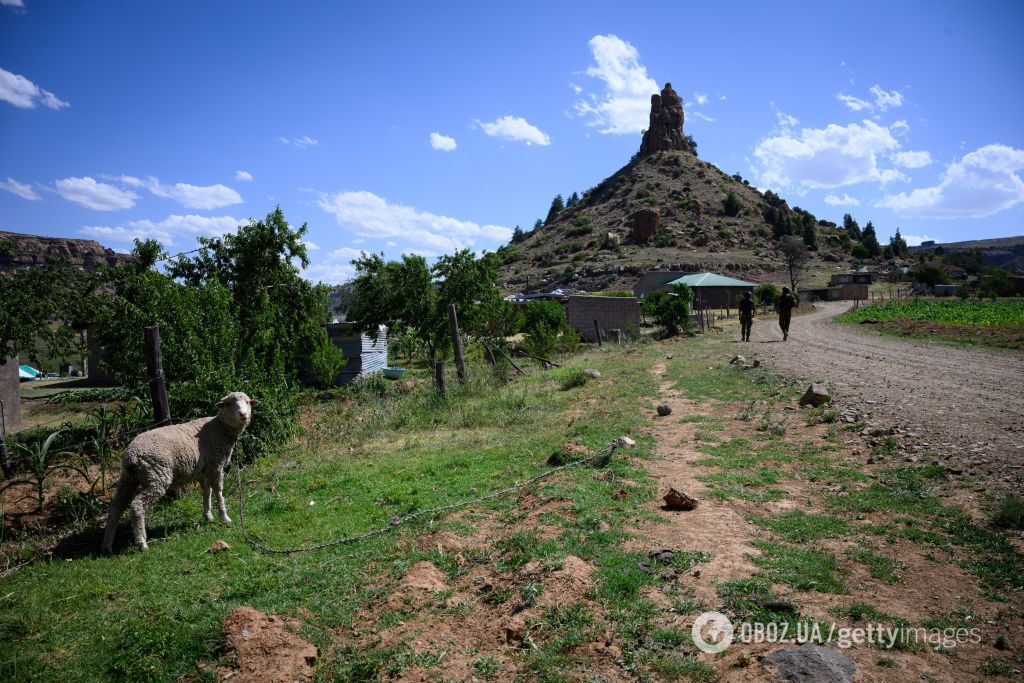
[748,301,1024,483]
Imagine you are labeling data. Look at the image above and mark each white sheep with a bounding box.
[102,392,259,553]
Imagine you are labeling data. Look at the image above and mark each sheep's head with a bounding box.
[216,392,259,430]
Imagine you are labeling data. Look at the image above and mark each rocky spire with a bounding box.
[638,82,688,155]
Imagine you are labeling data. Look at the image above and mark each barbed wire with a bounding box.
[235,440,622,554]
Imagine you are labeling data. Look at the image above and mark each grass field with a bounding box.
[837,299,1024,349]
[2,331,1022,680]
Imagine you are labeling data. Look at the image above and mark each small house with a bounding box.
[665,272,755,310]
[320,323,388,384]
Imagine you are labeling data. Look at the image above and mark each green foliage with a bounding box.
[779,235,810,291]
[511,225,526,243]
[991,494,1024,530]
[308,336,345,389]
[648,284,693,337]
[545,194,565,224]
[842,213,861,240]
[838,299,1024,326]
[889,228,909,258]
[851,243,869,259]
[685,133,698,156]
[523,300,566,358]
[910,262,950,287]
[861,220,881,257]
[750,541,847,593]
[751,510,851,543]
[721,191,741,217]
[802,214,818,250]
[753,283,779,307]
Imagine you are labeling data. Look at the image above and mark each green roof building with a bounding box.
[666,272,755,310]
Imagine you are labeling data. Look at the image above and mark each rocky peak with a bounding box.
[0,230,129,273]
[639,82,689,155]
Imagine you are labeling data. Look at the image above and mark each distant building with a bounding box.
[933,284,957,297]
[632,271,692,298]
[564,295,641,342]
[665,272,755,310]
[830,272,874,286]
[319,323,388,384]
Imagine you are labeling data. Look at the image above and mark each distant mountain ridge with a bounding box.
[908,235,1024,270]
[0,230,129,273]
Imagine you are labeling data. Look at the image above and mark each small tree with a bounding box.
[651,283,693,337]
[802,214,818,250]
[889,228,909,258]
[910,262,950,287]
[861,221,881,257]
[685,134,698,156]
[753,283,780,308]
[523,300,566,358]
[722,191,741,217]
[511,225,526,243]
[545,194,565,224]
[779,235,810,292]
[842,213,862,240]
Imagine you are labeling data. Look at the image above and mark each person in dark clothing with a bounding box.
[777,287,797,341]
[738,290,755,342]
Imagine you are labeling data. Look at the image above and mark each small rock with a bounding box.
[663,488,698,511]
[762,643,855,682]
[799,383,831,407]
[656,404,673,417]
[584,368,602,378]
[207,540,231,553]
[648,548,675,565]
[730,354,747,365]
[614,436,636,448]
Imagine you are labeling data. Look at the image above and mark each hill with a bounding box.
[0,230,129,274]
[496,83,858,293]
[908,235,1024,270]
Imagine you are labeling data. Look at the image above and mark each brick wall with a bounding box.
[565,296,641,342]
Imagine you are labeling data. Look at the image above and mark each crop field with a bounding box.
[838,299,1024,326]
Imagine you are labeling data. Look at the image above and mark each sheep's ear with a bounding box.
[216,399,227,407]
[250,399,261,407]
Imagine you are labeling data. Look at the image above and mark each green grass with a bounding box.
[846,546,907,584]
[750,541,848,593]
[837,299,1024,326]
[751,509,851,543]
[991,493,1024,531]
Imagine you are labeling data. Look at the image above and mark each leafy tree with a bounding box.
[842,213,862,240]
[685,134,698,156]
[979,267,1014,298]
[649,283,693,337]
[851,243,869,259]
[945,247,983,274]
[566,192,580,207]
[861,221,881,257]
[523,299,566,358]
[533,218,543,233]
[801,213,818,250]
[889,228,909,258]
[722,191,741,217]
[511,225,526,243]
[545,194,565,224]
[753,283,780,307]
[779,235,810,292]
[910,262,950,287]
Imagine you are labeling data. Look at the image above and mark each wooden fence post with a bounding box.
[593,320,602,348]
[0,399,11,478]
[434,361,446,398]
[144,325,172,427]
[447,304,467,383]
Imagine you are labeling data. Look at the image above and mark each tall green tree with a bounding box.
[545,194,565,224]
[889,228,909,258]
[842,213,862,240]
[861,221,881,257]
[779,235,810,292]
[801,213,818,250]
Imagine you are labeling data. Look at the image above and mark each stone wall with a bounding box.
[565,296,642,342]
[0,355,21,434]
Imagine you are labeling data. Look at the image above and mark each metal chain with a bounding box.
[235,441,620,554]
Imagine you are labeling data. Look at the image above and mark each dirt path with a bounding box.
[747,301,1024,484]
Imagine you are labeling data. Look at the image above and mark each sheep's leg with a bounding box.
[213,467,231,523]
[128,484,166,551]
[201,476,214,522]
[101,472,137,554]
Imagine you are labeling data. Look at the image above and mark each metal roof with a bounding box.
[667,272,755,288]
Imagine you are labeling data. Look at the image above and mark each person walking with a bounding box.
[777,287,796,341]
[738,291,754,342]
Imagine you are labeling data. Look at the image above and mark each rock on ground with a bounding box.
[219,607,317,683]
[799,383,831,407]
[761,643,855,682]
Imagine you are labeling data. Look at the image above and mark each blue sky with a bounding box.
[2,0,1023,283]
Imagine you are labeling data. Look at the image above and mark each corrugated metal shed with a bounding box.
[323,323,388,384]
[667,272,756,288]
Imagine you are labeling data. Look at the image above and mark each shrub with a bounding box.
[722,192,741,217]
[991,494,1024,530]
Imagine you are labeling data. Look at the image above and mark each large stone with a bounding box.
[630,209,661,243]
[663,488,698,510]
[799,383,831,407]
[639,83,689,155]
[762,644,855,682]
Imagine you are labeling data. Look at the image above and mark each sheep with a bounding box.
[102,392,259,553]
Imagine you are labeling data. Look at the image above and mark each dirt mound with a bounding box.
[401,560,449,592]
[219,607,317,682]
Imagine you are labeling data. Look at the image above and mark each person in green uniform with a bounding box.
[777,287,796,341]
[738,290,754,342]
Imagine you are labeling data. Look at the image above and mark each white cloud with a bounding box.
[119,175,242,209]
[429,132,457,151]
[316,190,512,254]
[753,119,907,190]
[878,144,1024,218]
[0,177,40,200]
[691,111,715,123]
[890,120,910,137]
[836,93,872,111]
[235,170,253,182]
[80,214,240,245]
[901,234,936,247]
[693,91,708,106]
[870,85,903,111]
[302,262,355,285]
[56,177,137,210]
[771,102,799,130]
[278,135,319,147]
[573,34,658,135]
[824,192,860,206]
[476,115,550,146]
[303,240,319,251]
[890,150,932,169]
[1,0,26,7]
[0,67,68,109]
[569,83,583,94]
[836,85,903,114]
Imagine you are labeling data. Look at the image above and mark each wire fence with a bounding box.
[234,440,623,555]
